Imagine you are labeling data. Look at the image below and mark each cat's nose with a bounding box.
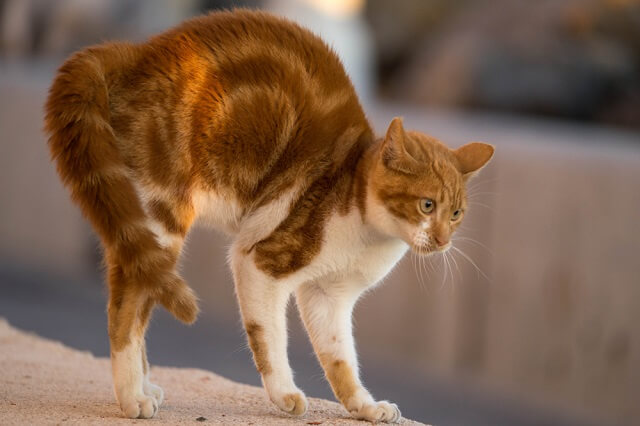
[435,235,450,247]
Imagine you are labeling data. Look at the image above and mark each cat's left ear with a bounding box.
[453,142,495,180]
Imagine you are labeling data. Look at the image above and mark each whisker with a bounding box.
[457,224,484,235]
[413,252,426,293]
[231,343,250,355]
[427,254,437,275]
[413,252,420,287]
[413,252,418,285]
[440,253,449,290]
[453,236,494,256]
[445,252,456,294]
[420,253,431,292]
[442,252,450,293]
[413,250,431,294]
[419,254,426,288]
[467,191,499,197]
[451,246,491,282]
[467,177,499,191]
[467,201,494,211]
[446,251,458,294]
[448,249,462,277]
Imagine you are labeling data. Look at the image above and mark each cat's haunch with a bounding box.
[44,9,493,423]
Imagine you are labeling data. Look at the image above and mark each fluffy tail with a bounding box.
[44,44,198,324]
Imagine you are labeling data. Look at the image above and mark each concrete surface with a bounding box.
[0,318,425,425]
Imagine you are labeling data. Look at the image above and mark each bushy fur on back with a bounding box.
[45,9,493,422]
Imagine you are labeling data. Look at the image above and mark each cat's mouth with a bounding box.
[412,243,451,255]
[410,242,437,255]
[410,231,437,255]
[410,236,452,255]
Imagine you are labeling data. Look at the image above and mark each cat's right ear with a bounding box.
[381,117,420,174]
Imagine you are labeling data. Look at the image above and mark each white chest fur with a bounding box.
[290,209,408,288]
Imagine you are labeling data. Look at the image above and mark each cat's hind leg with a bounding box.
[107,275,158,419]
[296,281,401,423]
[105,203,195,418]
[230,247,308,416]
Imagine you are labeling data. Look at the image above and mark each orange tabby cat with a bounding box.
[45,9,493,423]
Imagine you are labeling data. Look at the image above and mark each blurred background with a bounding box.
[1,1,639,425]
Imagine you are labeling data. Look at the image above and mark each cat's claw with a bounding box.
[271,390,308,416]
[120,394,158,419]
[350,400,401,423]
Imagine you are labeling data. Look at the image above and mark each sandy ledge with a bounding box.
[0,318,424,425]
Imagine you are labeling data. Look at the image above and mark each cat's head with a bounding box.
[367,117,494,254]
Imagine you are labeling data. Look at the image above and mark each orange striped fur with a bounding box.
[45,9,493,421]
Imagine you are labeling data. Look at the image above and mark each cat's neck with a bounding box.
[354,138,401,242]
[351,137,380,220]
[352,138,405,251]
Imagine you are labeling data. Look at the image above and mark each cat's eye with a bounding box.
[451,209,462,221]
[419,198,435,214]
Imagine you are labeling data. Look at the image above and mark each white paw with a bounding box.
[349,399,401,423]
[143,380,164,406]
[269,389,308,416]
[120,393,158,419]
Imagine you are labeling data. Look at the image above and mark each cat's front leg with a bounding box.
[231,248,308,416]
[296,281,402,423]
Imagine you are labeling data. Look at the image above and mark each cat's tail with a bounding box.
[44,44,199,324]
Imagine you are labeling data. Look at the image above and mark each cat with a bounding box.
[44,9,494,423]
